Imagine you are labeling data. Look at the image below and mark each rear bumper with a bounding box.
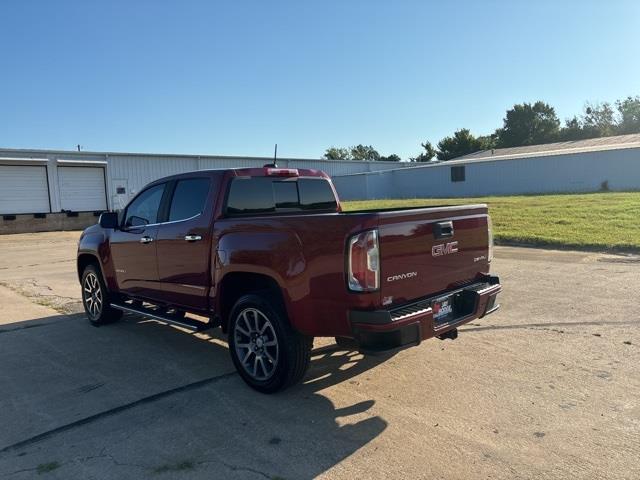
[349,275,501,353]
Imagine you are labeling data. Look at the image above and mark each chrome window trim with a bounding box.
[122,212,202,230]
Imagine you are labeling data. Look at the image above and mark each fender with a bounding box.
[214,228,307,329]
[77,226,119,292]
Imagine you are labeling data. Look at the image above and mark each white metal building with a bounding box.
[2,134,639,217]
[0,148,412,215]
[332,134,640,200]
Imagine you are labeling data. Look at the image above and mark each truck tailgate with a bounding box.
[377,205,491,305]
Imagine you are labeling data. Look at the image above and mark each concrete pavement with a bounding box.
[0,232,638,479]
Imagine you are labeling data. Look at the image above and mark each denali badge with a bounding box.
[387,272,418,282]
[432,241,459,257]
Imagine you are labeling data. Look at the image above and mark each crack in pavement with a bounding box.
[0,372,237,454]
[0,280,81,315]
[6,466,42,478]
[0,259,73,271]
[207,460,272,479]
[76,450,147,470]
[0,320,69,335]
[6,450,147,478]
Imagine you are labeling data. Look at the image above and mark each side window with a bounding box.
[451,166,466,182]
[168,178,210,222]
[124,184,165,227]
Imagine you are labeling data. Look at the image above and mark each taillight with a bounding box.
[347,229,379,292]
[487,215,494,263]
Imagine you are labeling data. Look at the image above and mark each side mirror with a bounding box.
[126,215,149,228]
[99,212,119,229]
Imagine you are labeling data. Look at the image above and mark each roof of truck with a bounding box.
[146,167,329,185]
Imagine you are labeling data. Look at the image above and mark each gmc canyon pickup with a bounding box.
[77,167,501,393]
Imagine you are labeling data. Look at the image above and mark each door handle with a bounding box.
[184,234,202,242]
[433,221,454,239]
[139,236,154,244]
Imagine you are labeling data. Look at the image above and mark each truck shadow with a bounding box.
[0,312,392,479]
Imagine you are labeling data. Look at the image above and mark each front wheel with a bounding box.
[228,294,312,393]
[81,264,122,326]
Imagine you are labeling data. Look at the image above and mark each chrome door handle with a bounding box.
[184,235,202,242]
[139,236,154,244]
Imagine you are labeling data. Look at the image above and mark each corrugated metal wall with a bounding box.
[105,154,412,204]
[0,148,413,212]
[3,146,639,212]
[333,147,640,200]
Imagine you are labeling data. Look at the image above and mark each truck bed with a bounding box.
[215,203,491,336]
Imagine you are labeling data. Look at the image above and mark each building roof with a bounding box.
[453,133,640,162]
[0,147,405,165]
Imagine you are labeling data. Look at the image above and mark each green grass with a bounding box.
[37,462,61,474]
[152,460,195,474]
[343,192,640,252]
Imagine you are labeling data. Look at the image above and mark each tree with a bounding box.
[350,144,380,161]
[559,99,636,141]
[323,147,351,160]
[616,96,640,134]
[379,154,401,162]
[558,116,593,141]
[324,145,382,161]
[436,129,487,161]
[477,134,497,149]
[494,101,560,148]
[582,102,616,137]
[410,141,437,162]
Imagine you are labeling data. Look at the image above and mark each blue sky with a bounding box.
[1,0,639,160]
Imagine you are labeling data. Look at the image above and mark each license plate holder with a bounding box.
[432,295,455,324]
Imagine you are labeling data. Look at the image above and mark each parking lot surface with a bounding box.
[0,232,639,479]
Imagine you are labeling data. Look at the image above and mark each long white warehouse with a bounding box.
[0,148,410,215]
[332,134,640,200]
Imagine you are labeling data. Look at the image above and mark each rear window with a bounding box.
[225,177,337,216]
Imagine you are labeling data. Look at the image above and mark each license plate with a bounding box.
[432,296,454,323]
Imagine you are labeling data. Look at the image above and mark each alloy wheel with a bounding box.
[83,272,103,318]
[233,308,279,381]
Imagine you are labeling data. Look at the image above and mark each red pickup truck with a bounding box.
[77,166,501,392]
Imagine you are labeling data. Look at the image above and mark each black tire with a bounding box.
[228,293,312,393]
[81,264,122,326]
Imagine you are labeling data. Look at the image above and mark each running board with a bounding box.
[110,303,211,332]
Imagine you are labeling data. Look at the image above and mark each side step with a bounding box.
[110,302,211,332]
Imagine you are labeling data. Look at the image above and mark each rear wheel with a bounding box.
[81,264,122,326]
[228,294,312,393]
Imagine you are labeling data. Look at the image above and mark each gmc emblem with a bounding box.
[432,241,459,257]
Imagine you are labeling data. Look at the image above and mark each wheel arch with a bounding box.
[77,253,112,292]
[217,272,288,333]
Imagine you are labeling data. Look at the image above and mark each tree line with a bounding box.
[323,95,640,162]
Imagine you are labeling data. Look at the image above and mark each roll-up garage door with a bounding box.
[0,165,50,214]
[57,166,107,211]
